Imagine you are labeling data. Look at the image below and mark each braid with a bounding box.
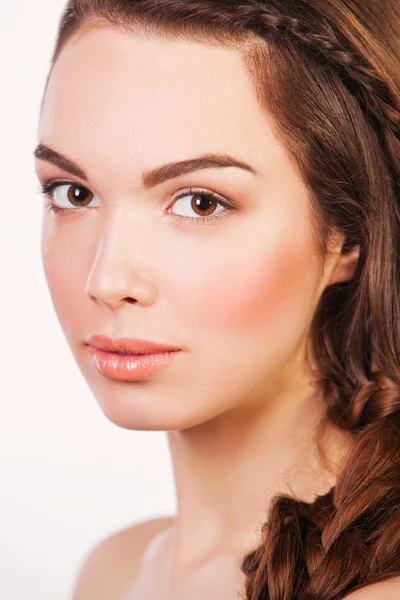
[349,372,400,428]
[247,2,400,186]
[242,410,400,599]
[230,5,400,597]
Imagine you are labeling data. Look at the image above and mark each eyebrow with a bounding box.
[33,143,258,188]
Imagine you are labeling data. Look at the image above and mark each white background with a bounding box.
[0,2,176,598]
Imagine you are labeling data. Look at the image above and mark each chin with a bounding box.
[98,402,211,432]
[90,383,216,432]
[101,407,173,431]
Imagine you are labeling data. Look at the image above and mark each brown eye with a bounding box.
[191,193,219,216]
[66,185,94,207]
[171,190,227,219]
[44,183,99,210]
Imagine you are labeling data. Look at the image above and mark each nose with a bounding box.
[85,208,157,310]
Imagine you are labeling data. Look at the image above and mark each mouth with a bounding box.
[87,346,181,382]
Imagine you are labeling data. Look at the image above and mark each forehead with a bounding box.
[39,26,288,180]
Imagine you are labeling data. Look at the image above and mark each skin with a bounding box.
[35,25,361,599]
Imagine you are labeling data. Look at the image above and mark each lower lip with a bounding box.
[87,347,181,381]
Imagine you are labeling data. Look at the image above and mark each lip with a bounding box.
[85,335,182,382]
[86,334,181,355]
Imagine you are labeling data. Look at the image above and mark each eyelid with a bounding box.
[171,185,234,207]
[37,178,92,197]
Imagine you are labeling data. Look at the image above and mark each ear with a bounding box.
[326,243,360,286]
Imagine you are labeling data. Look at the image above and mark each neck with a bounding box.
[166,354,351,568]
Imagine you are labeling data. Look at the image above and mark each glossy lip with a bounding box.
[86,335,182,382]
[86,334,181,355]
[87,346,180,382]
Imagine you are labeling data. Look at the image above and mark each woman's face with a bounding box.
[35,26,340,431]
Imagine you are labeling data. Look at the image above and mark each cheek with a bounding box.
[41,224,90,340]
[172,233,319,346]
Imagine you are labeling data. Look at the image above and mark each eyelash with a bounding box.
[37,179,235,224]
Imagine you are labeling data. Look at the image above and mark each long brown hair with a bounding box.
[45,1,400,598]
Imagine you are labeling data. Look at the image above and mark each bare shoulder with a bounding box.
[72,516,175,600]
[343,576,400,599]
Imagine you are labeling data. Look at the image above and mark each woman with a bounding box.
[34,1,400,599]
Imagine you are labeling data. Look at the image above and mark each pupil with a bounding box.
[73,187,88,201]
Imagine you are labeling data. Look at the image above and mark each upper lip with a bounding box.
[86,335,181,355]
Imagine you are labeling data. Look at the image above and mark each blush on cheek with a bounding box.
[184,240,318,344]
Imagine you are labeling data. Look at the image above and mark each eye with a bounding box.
[168,188,231,220]
[39,181,99,212]
[39,181,234,221]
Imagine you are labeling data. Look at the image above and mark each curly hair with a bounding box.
[45,1,400,598]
